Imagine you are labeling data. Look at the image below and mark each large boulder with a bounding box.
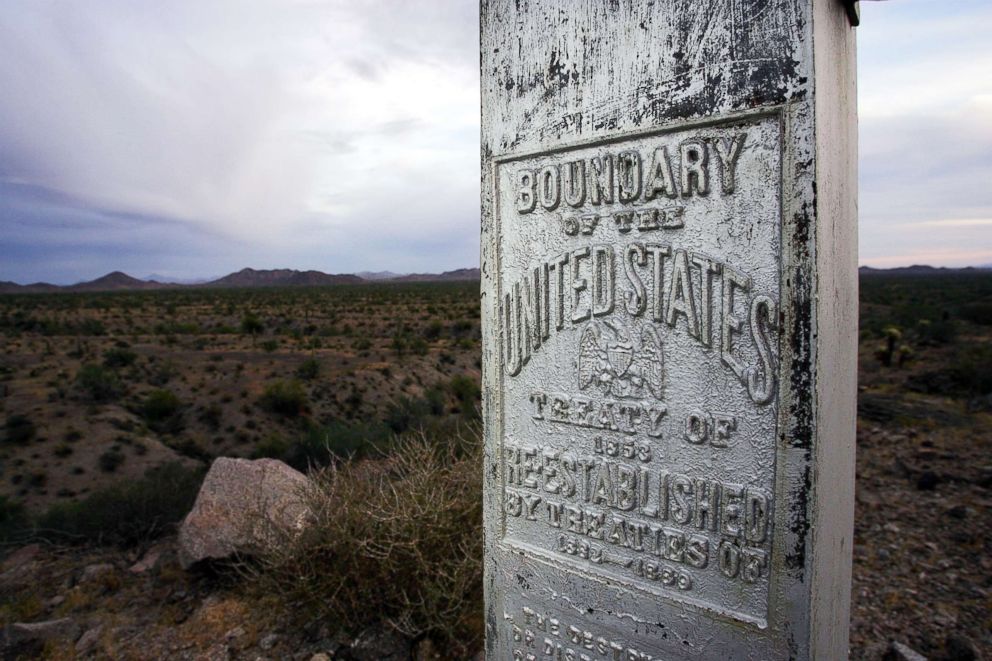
[178,457,309,568]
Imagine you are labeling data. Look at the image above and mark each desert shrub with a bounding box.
[76,318,106,336]
[907,344,992,397]
[249,428,482,656]
[259,379,308,417]
[32,462,204,547]
[409,337,429,356]
[423,320,444,340]
[0,495,29,543]
[260,339,279,353]
[241,312,264,346]
[75,364,122,402]
[198,403,223,430]
[296,358,320,381]
[449,375,480,416]
[148,361,177,386]
[424,386,446,416]
[4,414,36,445]
[103,347,138,368]
[451,319,474,337]
[294,421,393,470]
[252,434,291,460]
[914,317,957,345]
[165,437,212,462]
[141,389,184,433]
[959,302,992,326]
[98,447,126,472]
[385,396,430,433]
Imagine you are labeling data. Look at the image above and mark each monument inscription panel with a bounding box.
[482,2,857,657]
[494,112,782,627]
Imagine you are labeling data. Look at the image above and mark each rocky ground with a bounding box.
[849,416,991,660]
[2,274,990,659]
[2,404,987,661]
[0,538,446,660]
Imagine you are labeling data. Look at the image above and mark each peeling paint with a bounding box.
[481,1,857,658]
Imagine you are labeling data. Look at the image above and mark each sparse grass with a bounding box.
[295,358,320,381]
[75,364,122,402]
[102,347,138,368]
[4,413,36,445]
[259,379,308,417]
[20,462,204,547]
[98,448,126,473]
[248,425,482,657]
[141,388,184,433]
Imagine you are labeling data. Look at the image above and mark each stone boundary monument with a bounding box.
[480,1,858,659]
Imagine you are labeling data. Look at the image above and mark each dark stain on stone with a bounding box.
[786,462,812,572]
[547,48,570,88]
[515,572,531,591]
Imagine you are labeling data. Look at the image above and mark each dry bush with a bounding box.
[249,425,483,657]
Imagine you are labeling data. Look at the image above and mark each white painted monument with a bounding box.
[480,1,858,659]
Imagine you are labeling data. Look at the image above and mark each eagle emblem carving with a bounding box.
[578,322,664,400]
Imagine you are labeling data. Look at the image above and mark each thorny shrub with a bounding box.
[247,425,483,657]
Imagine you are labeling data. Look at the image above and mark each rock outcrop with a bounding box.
[177,457,309,568]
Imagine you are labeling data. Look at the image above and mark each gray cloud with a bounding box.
[0,0,480,283]
[0,1,989,282]
[856,1,992,266]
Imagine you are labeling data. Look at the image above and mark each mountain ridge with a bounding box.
[858,264,992,276]
[8,263,987,294]
[0,267,481,294]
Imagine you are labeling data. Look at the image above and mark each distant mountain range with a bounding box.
[2,264,987,295]
[0,267,481,294]
[858,264,992,276]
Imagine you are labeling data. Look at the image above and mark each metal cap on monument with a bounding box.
[481,1,858,659]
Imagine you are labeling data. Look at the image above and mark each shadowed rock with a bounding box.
[2,618,81,652]
[178,457,309,568]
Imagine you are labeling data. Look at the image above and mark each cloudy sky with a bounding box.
[0,1,989,284]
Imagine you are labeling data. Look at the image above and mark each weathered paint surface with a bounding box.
[481,1,856,660]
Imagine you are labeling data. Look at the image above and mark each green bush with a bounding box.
[32,462,204,547]
[4,414,36,445]
[241,312,264,346]
[98,447,126,472]
[259,379,308,417]
[945,345,992,395]
[449,375,480,417]
[199,404,223,430]
[423,320,444,340]
[103,347,138,368]
[249,428,482,656]
[75,364,122,402]
[252,434,291,461]
[0,495,28,543]
[424,386,446,416]
[296,358,321,381]
[385,396,430,434]
[959,302,992,326]
[165,437,212,462]
[141,389,184,433]
[907,344,992,397]
[915,317,957,345]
